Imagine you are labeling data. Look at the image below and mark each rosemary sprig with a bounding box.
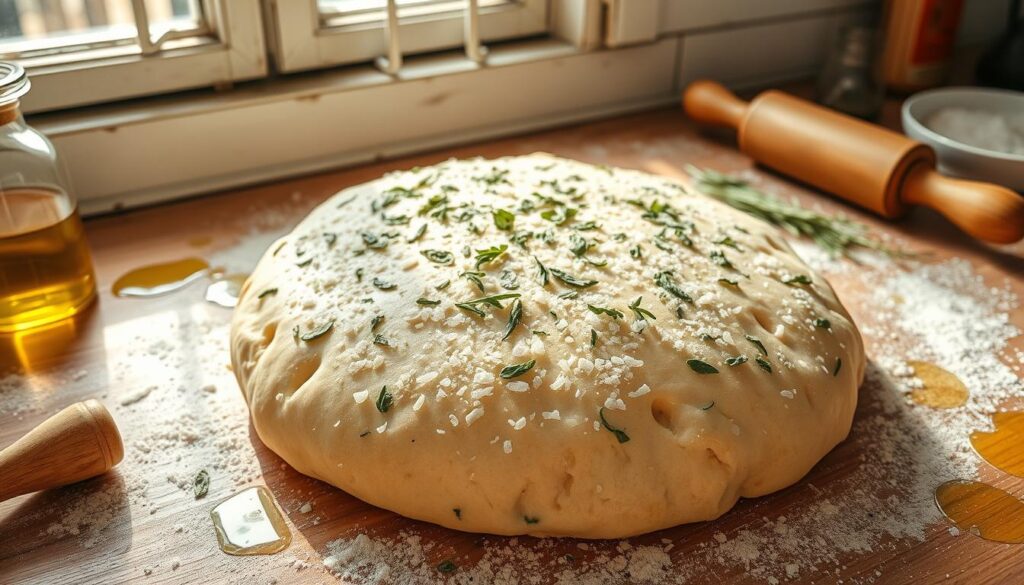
[689,166,901,257]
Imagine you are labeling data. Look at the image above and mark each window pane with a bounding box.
[0,0,204,56]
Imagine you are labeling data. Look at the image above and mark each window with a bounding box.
[0,0,265,113]
[267,0,550,73]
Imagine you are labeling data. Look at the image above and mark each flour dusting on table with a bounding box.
[1,187,1021,584]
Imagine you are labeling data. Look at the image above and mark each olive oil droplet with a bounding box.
[934,480,1024,544]
[112,258,209,298]
[971,411,1024,477]
[907,361,968,409]
[210,486,292,556]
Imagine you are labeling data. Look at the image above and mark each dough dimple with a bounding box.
[230,154,865,538]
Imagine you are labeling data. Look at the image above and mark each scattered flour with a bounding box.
[2,196,1020,584]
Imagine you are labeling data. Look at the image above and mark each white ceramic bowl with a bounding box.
[902,87,1024,191]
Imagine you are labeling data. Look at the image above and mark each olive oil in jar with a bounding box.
[0,188,96,332]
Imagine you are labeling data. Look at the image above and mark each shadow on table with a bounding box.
[0,472,133,583]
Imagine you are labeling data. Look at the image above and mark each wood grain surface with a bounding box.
[0,101,1021,585]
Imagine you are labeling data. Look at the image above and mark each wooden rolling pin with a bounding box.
[683,80,1024,244]
[0,400,123,502]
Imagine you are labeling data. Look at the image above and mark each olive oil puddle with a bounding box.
[112,255,248,307]
[971,411,1024,477]
[934,480,1024,544]
[211,486,292,555]
[907,360,968,409]
[112,258,210,298]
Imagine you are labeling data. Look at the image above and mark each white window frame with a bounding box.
[267,0,549,73]
[14,0,267,114]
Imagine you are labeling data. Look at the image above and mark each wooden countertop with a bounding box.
[1,102,1022,584]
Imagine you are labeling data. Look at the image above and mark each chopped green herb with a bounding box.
[372,334,391,346]
[355,268,364,282]
[725,355,748,366]
[453,508,462,520]
[296,258,313,267]
[359,430,370,438]
[524,516,540,525]
[598,407,630,443]
[499,269,519,290]
[687,359,719,374]
[590,328,598,347]
[456,292,521,317]
[629,244,642,260]
[550,268,598,288]
[558,290,578,299]
[502,299,522,341]
[371,315,384,331]
[833,357,842,376]
[417,298,440,306]
[783,274,812,286]
[654,271,693,303]
[372,277,396,290]
[569,233,590,257]
[323,232,337,247]
[381,213,409,225]
[461,271,485,293]
[436,280,451,291]
[193,470,209,499]
[376,386,393,413]
[475,244,508,269]
[500,359,535,379]
[814,318,832,329]
[718,278,739,287]
[574,221,599,231]
[361,232,389,249]
[419,194,450,219]
[437,560,457,574]
[588,305,624,320]
[700,400,716,411]
[709,249,735,269]
[408,223,427,242]
[532,329,549,336]
[422,249,454,265]
[652,235,674,252]
[714,236,741,250]
[540,206,578,225]
[533,256,550,286]
[628,297,656,322]
[299,320,334,341]
[756,356,773,373]
[257,288,278,299]
[746,335,768,356]
[492,208,515,231]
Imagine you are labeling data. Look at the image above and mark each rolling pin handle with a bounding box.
[903,165,1024,244]
[0,399,124,503]
[682,80,749,130]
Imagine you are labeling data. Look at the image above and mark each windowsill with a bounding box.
[36,37,680,214]
[33,37,576,137]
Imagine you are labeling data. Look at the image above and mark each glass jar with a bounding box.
[816,26,885,120]
[0,61,96,332]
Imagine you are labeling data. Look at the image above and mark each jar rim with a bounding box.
[0,61,30,107]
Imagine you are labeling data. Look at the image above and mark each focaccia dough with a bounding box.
[230,155,864,538]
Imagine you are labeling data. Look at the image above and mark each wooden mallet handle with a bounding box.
[683,80,1024,244]
[0,400,124,502]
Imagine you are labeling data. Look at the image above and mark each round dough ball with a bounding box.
[230,154,864,538]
